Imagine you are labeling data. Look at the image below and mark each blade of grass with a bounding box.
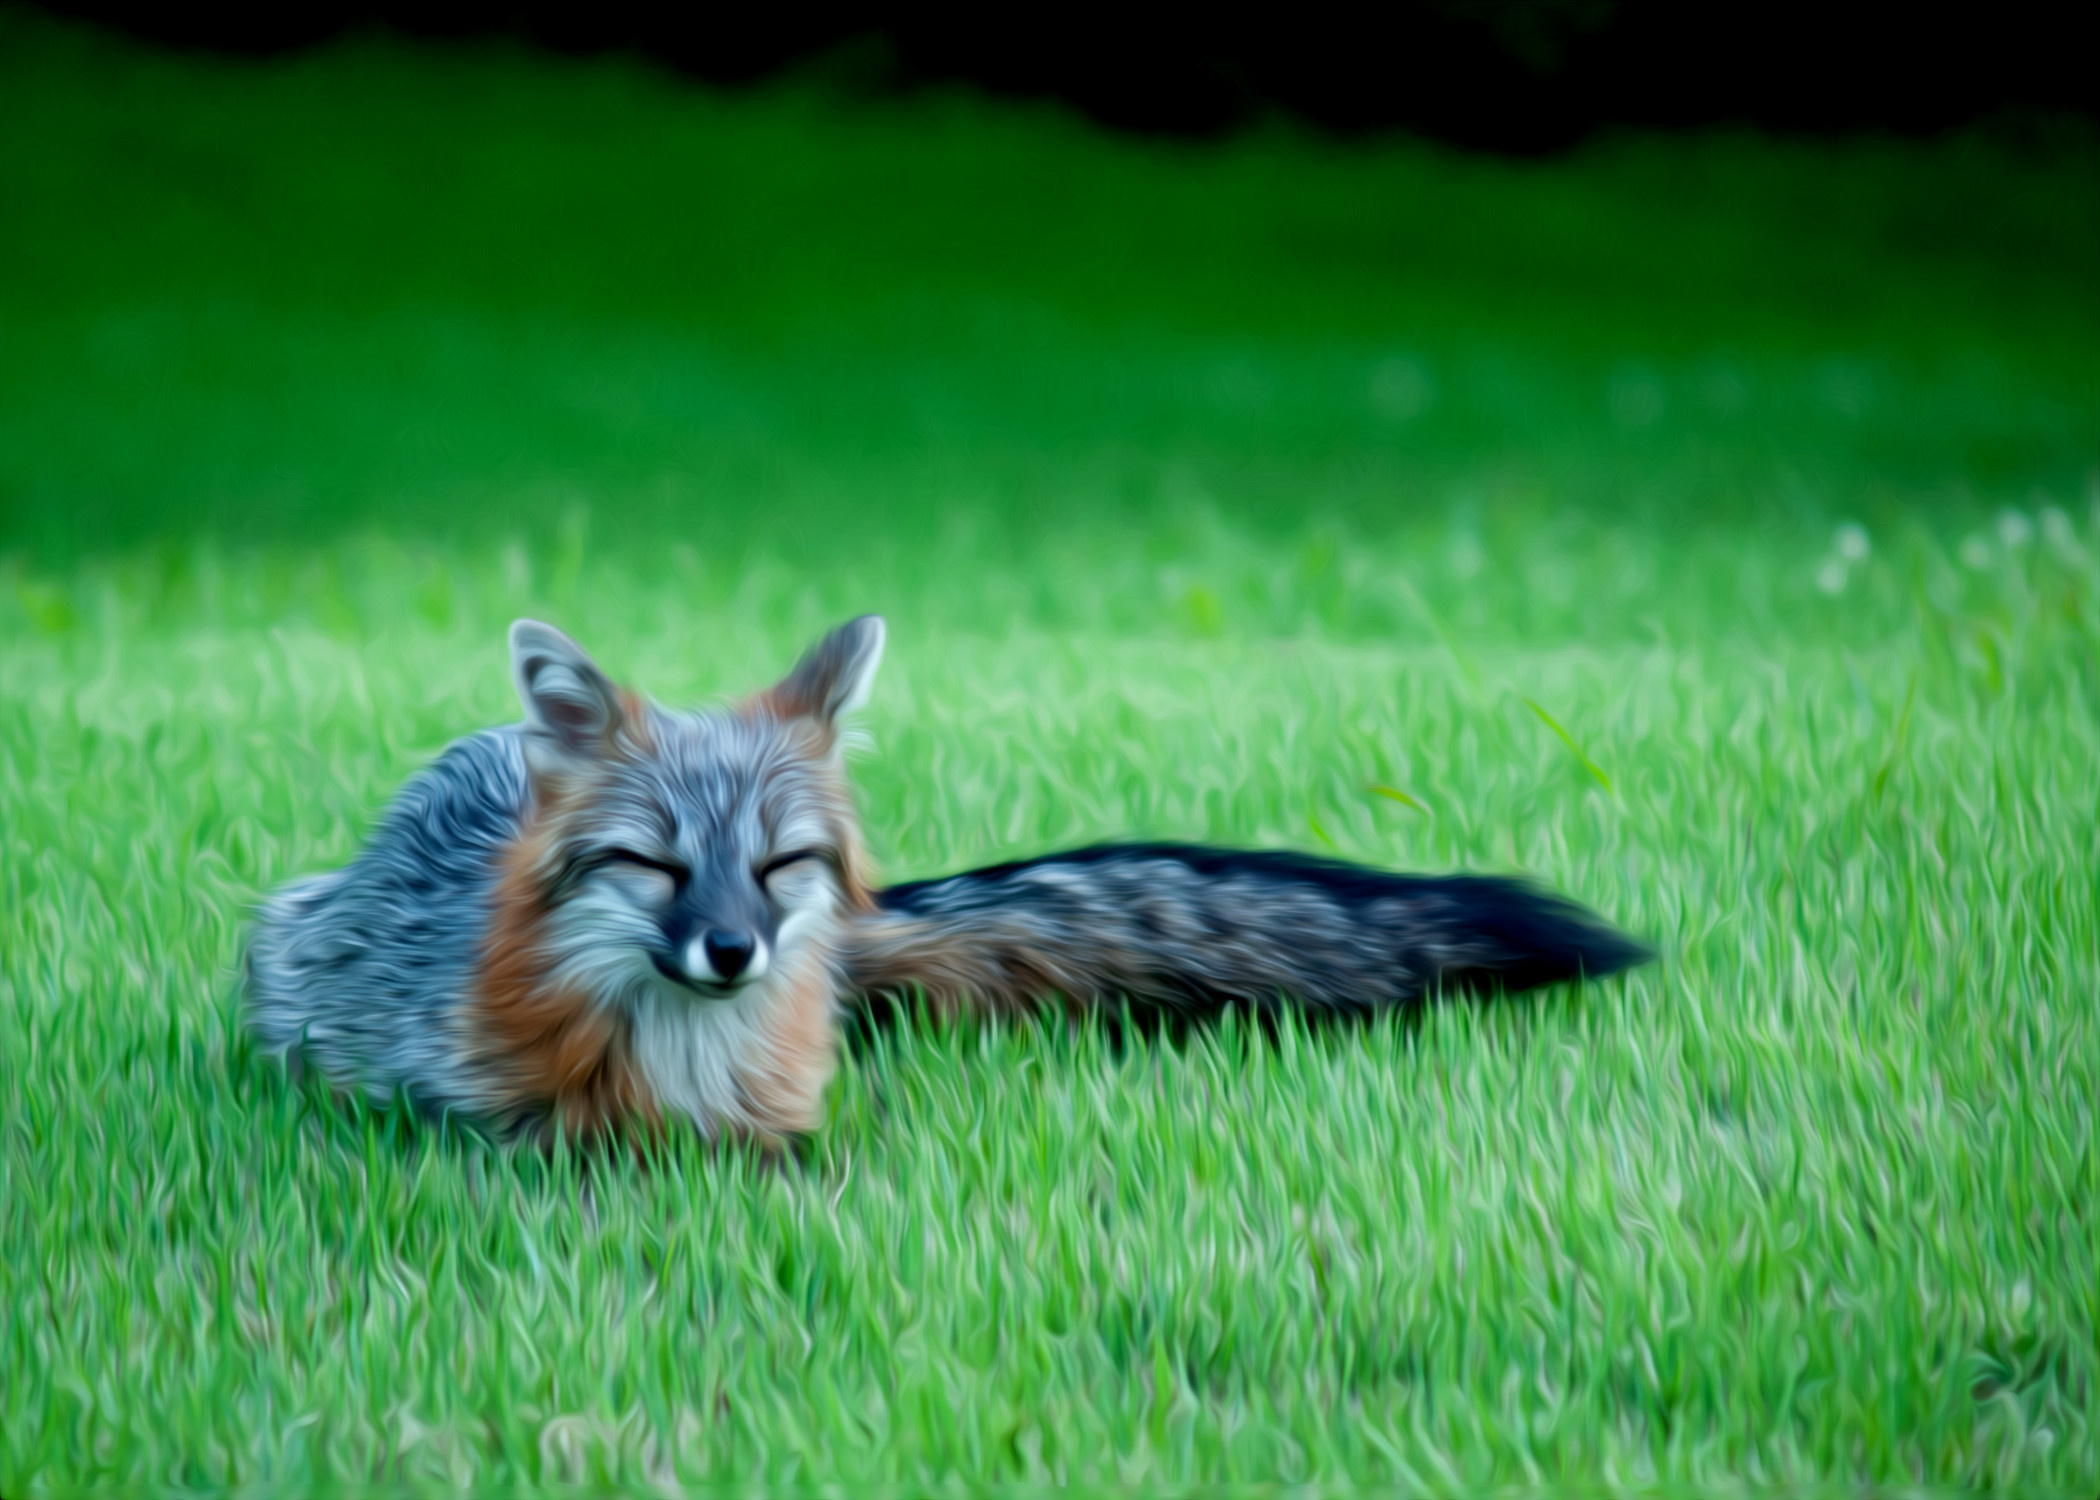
[1522,696,1615,794]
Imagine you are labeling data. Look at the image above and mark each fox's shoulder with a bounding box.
[365,725,532,875]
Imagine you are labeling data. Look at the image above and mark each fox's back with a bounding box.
[244,727,530,1109]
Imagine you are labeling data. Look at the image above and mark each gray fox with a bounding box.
[245,616,1649,1144]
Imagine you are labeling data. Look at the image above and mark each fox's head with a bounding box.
[498,616,885,1020]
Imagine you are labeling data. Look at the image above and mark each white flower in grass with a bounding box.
[1997,509,2034,549]
[1449,534,1484,580]
[1815,522,1869,594]
[2040,506,2085,562]
[1959,534,1994,570]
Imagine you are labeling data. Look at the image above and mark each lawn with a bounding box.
[1,10,2097,1492]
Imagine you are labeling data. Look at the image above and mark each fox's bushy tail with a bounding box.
[841,843,1650,1017]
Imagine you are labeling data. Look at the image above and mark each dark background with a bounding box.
[23,0,2100,150]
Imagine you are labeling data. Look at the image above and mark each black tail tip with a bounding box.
[1436,877,1654,997]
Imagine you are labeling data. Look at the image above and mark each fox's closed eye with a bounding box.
[759,849,826,891]
[596,851,683,903]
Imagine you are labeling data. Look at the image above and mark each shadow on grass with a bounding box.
[839,962,1642,1057]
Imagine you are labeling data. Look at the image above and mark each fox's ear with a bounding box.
[510,619,626,770]
[765,615,885,727]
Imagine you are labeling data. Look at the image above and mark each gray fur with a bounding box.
[244,727,529,1113]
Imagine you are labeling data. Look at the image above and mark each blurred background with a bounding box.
[4,0,2094,583]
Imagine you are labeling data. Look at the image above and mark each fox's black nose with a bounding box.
[703,929,756,982]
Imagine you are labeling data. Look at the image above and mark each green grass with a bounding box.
[3,10,2098,1493]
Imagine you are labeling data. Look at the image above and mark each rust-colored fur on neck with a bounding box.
[469,823,657,1138]
[464,703,665,1138]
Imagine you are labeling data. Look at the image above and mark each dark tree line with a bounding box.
[21,0,2099,150]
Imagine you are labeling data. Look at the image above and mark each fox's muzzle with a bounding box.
[655,870,778,993]
[685,928,768,985]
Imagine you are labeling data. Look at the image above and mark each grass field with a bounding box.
[3,10,2098,1493]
